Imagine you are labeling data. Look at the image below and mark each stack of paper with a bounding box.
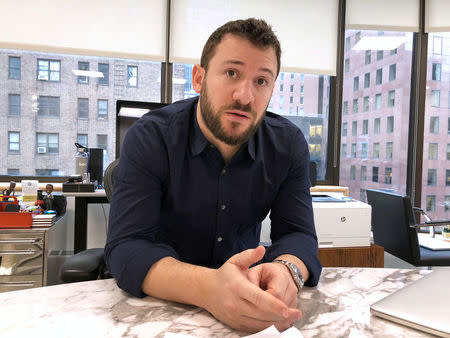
[32,214,56,227]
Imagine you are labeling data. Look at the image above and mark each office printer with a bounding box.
[312,193,371,248]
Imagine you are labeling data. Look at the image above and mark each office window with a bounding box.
[37,96,60,117]
[365,50,371,65]
[353,76,359,91]
[430,116,439,134]
[127,65,138,87]
[446,169,450,186]
[352,121,357,136]
[97,134,108,150]
[280,84,283,91]
[363,96,369,112]
[7,169,19,175]
[429,143,438,160]
[351,143,356,158]
[300,96,304,105]
[77,62,89,84]
[8,132,20,153]
[374,118,380,134]
[344,58,350,72]
[376,50,383,60]
[37,59,60,81]
[431,90,440,107]
[350,165,356,180]
[427,169,437,186]
[8,94,20,116]
[389,64,396,81]
[36,133,59,154]
[97,100,108,120]
[388,90,395,107]
[390,48,397,55]
[300,85,304,94]
[8,56,20,79]
[98,63,109,85]
[345,37,351,51]
[375,93,382,110]
[372,166,379,182]
[342,143,347,157]
[387,116,394,133]
[426,195,436,212]
[432,63,441,81]
[364,72,370,88]
[445,196,450,212]
[78,98,89,119]
[289,85,294,93]
[77,134,88,147]
[353,98,358,113]
[342,122,348,136]
[376,68,382,85]
[361,166,367,181]
[362,120,368,135]
[385,167,392,184]
[343,101,348,115]
[386,142,393,159]
[289,96,293,104]
[361,143,368,158]
[35,169,59,176]
[373,142,380,159]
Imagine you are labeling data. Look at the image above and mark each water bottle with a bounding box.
[74,143,89,177]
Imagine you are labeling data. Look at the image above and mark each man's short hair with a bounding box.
[200,18,281,76]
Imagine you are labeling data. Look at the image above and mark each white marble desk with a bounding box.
[0,268,433,337]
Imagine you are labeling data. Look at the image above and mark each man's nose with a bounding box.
[232,80,255,105]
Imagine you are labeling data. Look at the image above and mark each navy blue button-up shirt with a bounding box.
[105,96,321,298]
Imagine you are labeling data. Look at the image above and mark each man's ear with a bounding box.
[192,64,205,93]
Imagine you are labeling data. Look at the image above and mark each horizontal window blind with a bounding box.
[425,0,450,32]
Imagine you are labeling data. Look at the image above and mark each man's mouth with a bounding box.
[226,111,250,119]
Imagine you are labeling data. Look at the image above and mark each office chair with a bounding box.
[366,189,450,267]
[59,158,119,283]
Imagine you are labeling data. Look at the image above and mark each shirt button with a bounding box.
[217,237,223,242]
[221,204,226,210]
[221,169,226,175]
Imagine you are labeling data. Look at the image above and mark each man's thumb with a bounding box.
[228,245,266,269]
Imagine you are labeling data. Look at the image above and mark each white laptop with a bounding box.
[418,233,450,251]
[370,269,450,337]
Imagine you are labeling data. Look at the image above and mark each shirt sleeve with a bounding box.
[264,129,322,287]
[105,118,179,298]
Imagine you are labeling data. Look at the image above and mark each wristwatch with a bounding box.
[273,259,304,293]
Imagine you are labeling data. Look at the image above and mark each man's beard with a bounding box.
[199,80,266,146]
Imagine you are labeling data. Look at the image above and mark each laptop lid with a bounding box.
[370,269,450,337]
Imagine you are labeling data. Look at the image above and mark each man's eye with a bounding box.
[227,70,236,77]
[257,78,267,86]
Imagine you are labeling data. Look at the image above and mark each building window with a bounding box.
[433,36,442,55]
[8,132,20,153]
[363,96,370,112]
[300,74,304,82]
[97,134,108,150]
[35,169,59,176]
[387,116,394,133]
[300,96,304,105]
[364,72,370,88]
[376,68,382,85]
[342,122,348,136]
[389,64,396,81]
[355,31,361,43]
[350,165,356,180]
[8,56,20,79]
[8,94,20,116]
[345,37,351,51]
[342,144,347,157]
[447,144,450,160]
[280,95,284,104]
[98,100,108,120]
[37,59,60,81]
[372,166,379,182]
[373,142,380,159]
[429,143,438,160]
[78,98,89,119]
[344,58,350,72]
[362,119,368,134]
[431,90,440,107]
[77,134,88,147]
[427,169,437,186]
[388,90,395,107]
[353,76,359,91]
[36,133,59,154]
[430,116,439,134]
[352,121,357,136]
[385,167,392,184]
[127,65,138,87]
[448,117,450,133]
[280,72,284,81]
[77,62,89,84]
[390,48,397,55]
[375,93,382,110]
[376,50,383,60]
[290,85,294,93]
[374,118,381,134]
[432,63,441,81]
[365,50,371,65]
[280,84,283,91]
[361,143,368,158]
[7,169,20,175]
[445,196,450,212]
[98,63,109,85]
[300,85,304,94]
[289,96,293,104]
[37,96,60,117]
[353,98,358,113]
[361,166,367,181]
[290,73,294,81]
[446,169,450,186]
[343,101,348,115]
[386,142,393,159]
[426,195,436,212]
[351,143,357,158]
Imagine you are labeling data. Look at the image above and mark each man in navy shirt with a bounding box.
[106,18,321,333]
